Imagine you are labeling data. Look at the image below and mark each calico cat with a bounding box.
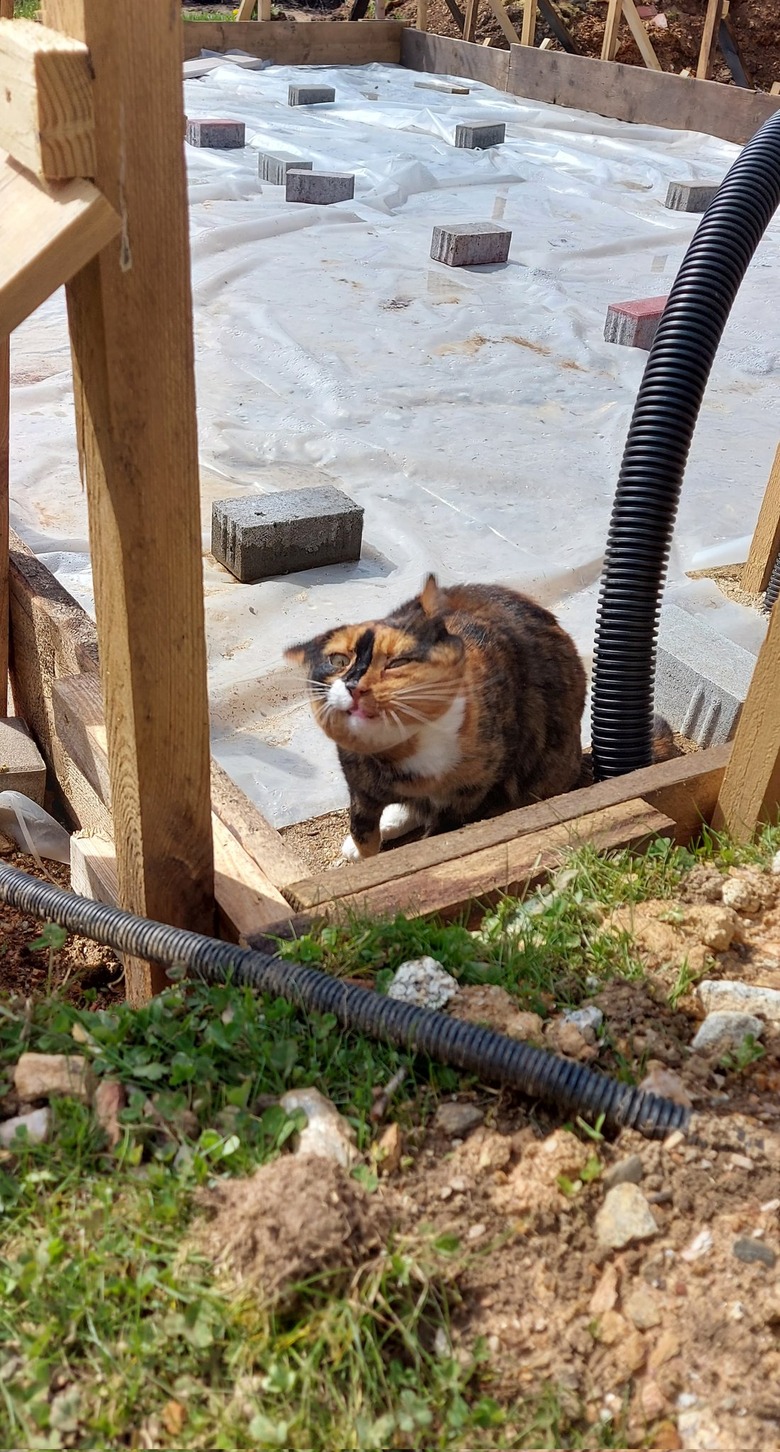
[285,574,587,860]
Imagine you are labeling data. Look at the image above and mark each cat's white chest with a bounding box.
[401,695,465,780]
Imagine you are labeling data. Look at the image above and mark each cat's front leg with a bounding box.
[342,792,383,860]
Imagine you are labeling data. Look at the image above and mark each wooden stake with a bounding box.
[235,0,256,18]
[463,0,479,43]
[697,0,724,79]
[742,443,780,594]
[416,0,428,30]
[42,0,215,1003]
[485,0,522,46]
[713,602,780,842]
[0,0,13,19]
[0,333,8,716]
[621,0,661,69]
[521,0,537,46]
[601,0,622,61]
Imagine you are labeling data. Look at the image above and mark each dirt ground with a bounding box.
[0,851,123,1008]
[186,855,780,1449]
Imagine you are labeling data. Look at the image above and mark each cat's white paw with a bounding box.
[341,833,362,861]
[380,802,421,842]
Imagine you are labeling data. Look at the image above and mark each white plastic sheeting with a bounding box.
[9,58,778,826]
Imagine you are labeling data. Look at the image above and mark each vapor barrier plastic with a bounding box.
[8,60,778,825]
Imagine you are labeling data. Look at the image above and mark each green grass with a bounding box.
[2,821,780,1449]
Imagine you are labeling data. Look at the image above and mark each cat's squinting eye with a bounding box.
[328,652,351,669]
[385,657,412,670]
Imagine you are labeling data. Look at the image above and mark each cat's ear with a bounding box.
[419,573,442,618]
[284,641,310,665]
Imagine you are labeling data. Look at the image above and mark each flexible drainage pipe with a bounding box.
[764,548,780,614]
[0,862,687,1140]
[591,109,780,780]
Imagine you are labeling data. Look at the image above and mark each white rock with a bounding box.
[680,1228,713,1262]
[434,1101,484,1137]
[595,1183,659,1249]
[698,979,780,1023]
[722,877,760,913]
[677,1405,725,1450]
[0,1106,51,1147]
[562,1006,604,1037]
[771,850,780,876]
[386,957,459,1010]
[13,1052,95,1103]
[691,1011,764,1054]
[279,1087,358,1168]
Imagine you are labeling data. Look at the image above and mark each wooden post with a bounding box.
[712,601,780,842]
[42,0,215,1003]
[697,0,724,79]
[601,0,622,60]
[416,0,428,29]
[742,444,780,594]
[0,334,8,716]
[235,0,256,18]
[0,0,14,18]
[463,0,479,42]
[521,0,537,46]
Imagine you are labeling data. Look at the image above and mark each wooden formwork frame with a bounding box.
[2,12,780,1004]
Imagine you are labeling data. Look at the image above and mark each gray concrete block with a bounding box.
[665,180,719,213]
[604,295,668,350]
[288,85,336,106]
[454,122,506,149]
[655,604,756,747]
[414,79,470,94]
[0,718,47,804]
[185,118,245,149]
[286,169,355,205]
[260,154,312,185]
[431,221,511,268]
[212,486,364,583]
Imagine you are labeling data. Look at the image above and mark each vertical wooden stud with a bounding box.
[712,600,780,842]
[463,0,479,42]
[521,0,537,46]
[42,0,215,1003]
[601,0,623,60]
[416,0,428,29]
[0,1,14,19]
[742,444,780,594]
[696,0,724,79]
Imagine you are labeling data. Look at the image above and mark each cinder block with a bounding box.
[431,221,511,268]
[0,718,47,804]
[260,154,312,185]
[655,604,756,747]
[286,169,355,205]
[454,122,506,149]
[288,84,336,106]
[185,118,245,149]
[665,180,719,213]
[212,486,364,583]
[604,295,668,350]
[414,80,470,94]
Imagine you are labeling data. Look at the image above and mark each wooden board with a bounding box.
[401,28,511,87]
[696,0,724,80]
[0,335,7,716]
[0,17,94,179]
[286,744,729,912]
[51,671,294,942]
[713,601,780,843]
[8,530,110,835]
[289,800,676,921]
[484,0,522,48]
[505,45,780,144]
[621,0,661,70]
[182,20,403,65]
[742,443,780,594]
[521,0,537,47]
[0,153,120,335]
[43,0,215,1002]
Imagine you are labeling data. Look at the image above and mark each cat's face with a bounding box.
[285,575,465,754]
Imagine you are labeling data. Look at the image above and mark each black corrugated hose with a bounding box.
[0,861,687,1140]
[764,548,780,613]
[591,108,780,780]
